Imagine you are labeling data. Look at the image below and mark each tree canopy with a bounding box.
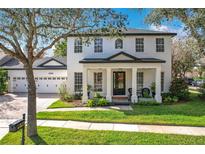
[172,38,201,78]
[0,8,127,137]
[146,9,205,56]
[54,39,67,56]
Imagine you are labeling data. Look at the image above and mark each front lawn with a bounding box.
[48,99,84,109]
[48,100,75,109]
[1,126,205,145]
[38,92,205,127]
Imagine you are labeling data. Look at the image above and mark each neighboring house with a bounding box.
[67,28,177,103]
[0,28,177,103]
[185,57,205,78]
[0,56,67,93]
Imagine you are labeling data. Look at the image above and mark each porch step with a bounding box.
[112,96,130,105]
[112,96,128,99]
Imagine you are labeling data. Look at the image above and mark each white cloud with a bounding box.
[150,24,170,32]
[149,24,188,39]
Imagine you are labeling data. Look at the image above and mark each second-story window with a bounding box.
[156,38,164,52]
[94,38,103,53]
[136,38,144,52]
[74,39,82,53]
[115,39,123,49]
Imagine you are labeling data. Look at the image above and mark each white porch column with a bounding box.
[106,68,112,102]
[82,66,88,103]
[155,67,162,103]
[131,67,138,103]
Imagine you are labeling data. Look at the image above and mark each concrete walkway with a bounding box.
[44,105,133,112]
[37,120,205,136]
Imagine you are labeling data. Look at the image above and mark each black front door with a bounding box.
[113,72,126,95]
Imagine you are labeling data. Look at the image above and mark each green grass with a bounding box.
[1,126,205,145]
[48,100,75,109]
[38,92,205,127]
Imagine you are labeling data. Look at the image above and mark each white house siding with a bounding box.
[8,70,67,93]
[67,35,172,94]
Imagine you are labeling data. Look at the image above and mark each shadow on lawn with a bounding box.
[29,135,48,145]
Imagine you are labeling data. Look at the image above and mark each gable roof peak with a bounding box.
[107,51,140,61]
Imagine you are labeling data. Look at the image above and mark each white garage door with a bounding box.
[36,77,67,93]
[12,76,67,93]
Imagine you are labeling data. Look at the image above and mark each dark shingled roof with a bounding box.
[0,56,67,70]
[79,51,166,63]
[68,28,177,37]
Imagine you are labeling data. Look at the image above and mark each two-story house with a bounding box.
[0,28,176,103]
[67,28,176,103]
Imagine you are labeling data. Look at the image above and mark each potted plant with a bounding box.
[150,82,156,98]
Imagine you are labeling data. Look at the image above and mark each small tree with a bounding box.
[54,39,67,56]
[172,38,201,79]
[0,68,8,94]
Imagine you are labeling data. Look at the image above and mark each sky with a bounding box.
[114,8,186,37]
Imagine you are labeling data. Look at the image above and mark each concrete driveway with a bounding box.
[0,93,58,119]
[0,93,58,140]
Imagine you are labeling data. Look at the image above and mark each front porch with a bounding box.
[82,65,162,104]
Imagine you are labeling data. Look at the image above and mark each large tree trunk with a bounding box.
[24,64,37,137]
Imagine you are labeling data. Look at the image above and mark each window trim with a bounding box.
[161,72,164,92]
[156,38,165,52]
[135,38,144,52]
[137,72,144,91]
[74,39,82,53]
[115,38,123,49]
[94,38,103,53]
[94,72,103,92]
[74,72,83,92]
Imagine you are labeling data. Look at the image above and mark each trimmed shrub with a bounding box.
[162,92,179,104]
[93,92,103,98]
[86,98,109,107]
[169,78,189,101]
[87,99,95,107]
[97,98,109,106]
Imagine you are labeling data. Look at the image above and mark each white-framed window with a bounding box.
[137,72,144,91]
[136,38,144,52]
[156,38,164,52]
[74,72,83,92]
[94,38,103,53]
[74,39,82,53]
[94,72,103,92]
[161,72,164,92]
[115,38,123,49]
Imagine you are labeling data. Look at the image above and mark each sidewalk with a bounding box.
[1,119,205,140]
[44,105,133,112]
[37,120,205,136]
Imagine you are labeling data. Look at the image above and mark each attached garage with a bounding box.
[1,56,67,94]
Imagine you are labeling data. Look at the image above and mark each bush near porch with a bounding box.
[39,91,205,127]
[1,126,205,145]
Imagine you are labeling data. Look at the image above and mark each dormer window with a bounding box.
[115,39,123,49]
[94,38,103,53]
[74,39,82,53]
